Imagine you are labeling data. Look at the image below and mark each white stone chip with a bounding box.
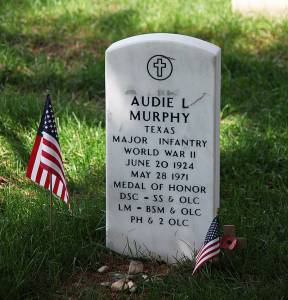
[111,279,129,291]
[97,265,109,273]
[128,261,144,274]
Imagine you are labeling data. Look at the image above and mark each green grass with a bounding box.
[0,0,288,299]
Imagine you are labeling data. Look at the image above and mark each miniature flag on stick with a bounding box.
[26,95,69,203]
[192,216,220,274]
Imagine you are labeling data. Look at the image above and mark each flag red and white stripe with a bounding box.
[26,95,69,203]
[193,216,220,274]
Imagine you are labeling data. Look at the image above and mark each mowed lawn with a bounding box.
[0,0,288,299]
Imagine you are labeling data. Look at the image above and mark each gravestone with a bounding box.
[232,0,288,16]
[106,33,221,263]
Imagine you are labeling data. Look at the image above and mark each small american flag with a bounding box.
[192,216,220,274]
[26,95,69,203]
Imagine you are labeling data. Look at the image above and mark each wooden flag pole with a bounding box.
[49,173,54,228]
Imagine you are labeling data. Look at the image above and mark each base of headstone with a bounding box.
[232,0,288,16]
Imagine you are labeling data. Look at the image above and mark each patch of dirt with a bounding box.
[61,254,171,299]
[30,38,109,63]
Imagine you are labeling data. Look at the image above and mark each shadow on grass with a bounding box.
[0,7,287,116]
[0,120,31,166]
[0,8,141,97]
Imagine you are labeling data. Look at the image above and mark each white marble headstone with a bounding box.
[232,0,288,16]
[106,33,221,263]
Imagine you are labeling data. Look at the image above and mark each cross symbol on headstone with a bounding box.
[153,58,167,77]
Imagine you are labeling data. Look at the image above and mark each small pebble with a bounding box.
[130,286,137,293]
[97,265,109,273]
[128,260,144,274]
[111,279,129,291]
[142,274,149,281]
[127,281,135,288]
[128,281,137,293]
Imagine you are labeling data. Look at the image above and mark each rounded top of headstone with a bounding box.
[106,33,220,57]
